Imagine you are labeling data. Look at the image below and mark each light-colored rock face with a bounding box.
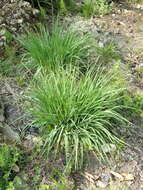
[69,18,116,45]
[0,0,39,49]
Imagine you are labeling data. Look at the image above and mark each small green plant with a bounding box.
[6,176,31,190]
[0,144,20,190]
[58,0,74,13]
[29,0,74,14]
[0,43,21,77]
[39,171,73,190]
[20,24,90,72]
[123,90,143,119]
[27,67,128,170]
[4,30,14,44]
[95,42,120,64]
[110,62,128,88]
[0,57,16,77]
[82,0,112,17]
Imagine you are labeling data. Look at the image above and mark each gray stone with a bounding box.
[0,122,20,142]
[101,143,116,153]
[0,0,39,49]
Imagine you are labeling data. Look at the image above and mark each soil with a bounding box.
[1,1,143,189]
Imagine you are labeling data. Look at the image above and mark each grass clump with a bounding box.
[81,0,112,18]
[27,67,127,170]
[20,24,90,72]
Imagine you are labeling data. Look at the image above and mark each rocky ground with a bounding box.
[0,0,39,53]
[74,2,143,189]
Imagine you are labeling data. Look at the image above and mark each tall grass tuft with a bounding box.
[82,0,112,18]
[20,24,90,72]
[29,0,74,13]
[27,67,127,170]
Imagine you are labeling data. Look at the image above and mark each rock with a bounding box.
[101,173,111,183]
[0,103,5,122]
[5,103,23,124]
[0,0,39,50]
[136,4,141,9]
[69,18,115,54]
[77,184,85,190]
[70,20,99,36]
[111,166,135,182]
[98,42,104,48]
[121,173,134,181]
[0,122,20,142]
[140,175,143,181]
[23,135,43,151]
[96,180,107,188]
[110,171,124,181]
[17,18,23,24]
[82,172,99,183]
[12,164,20,172]
[0,100,20,142]
[32,9,39,15]
[101,143,116,153]
[124,9,128,14]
